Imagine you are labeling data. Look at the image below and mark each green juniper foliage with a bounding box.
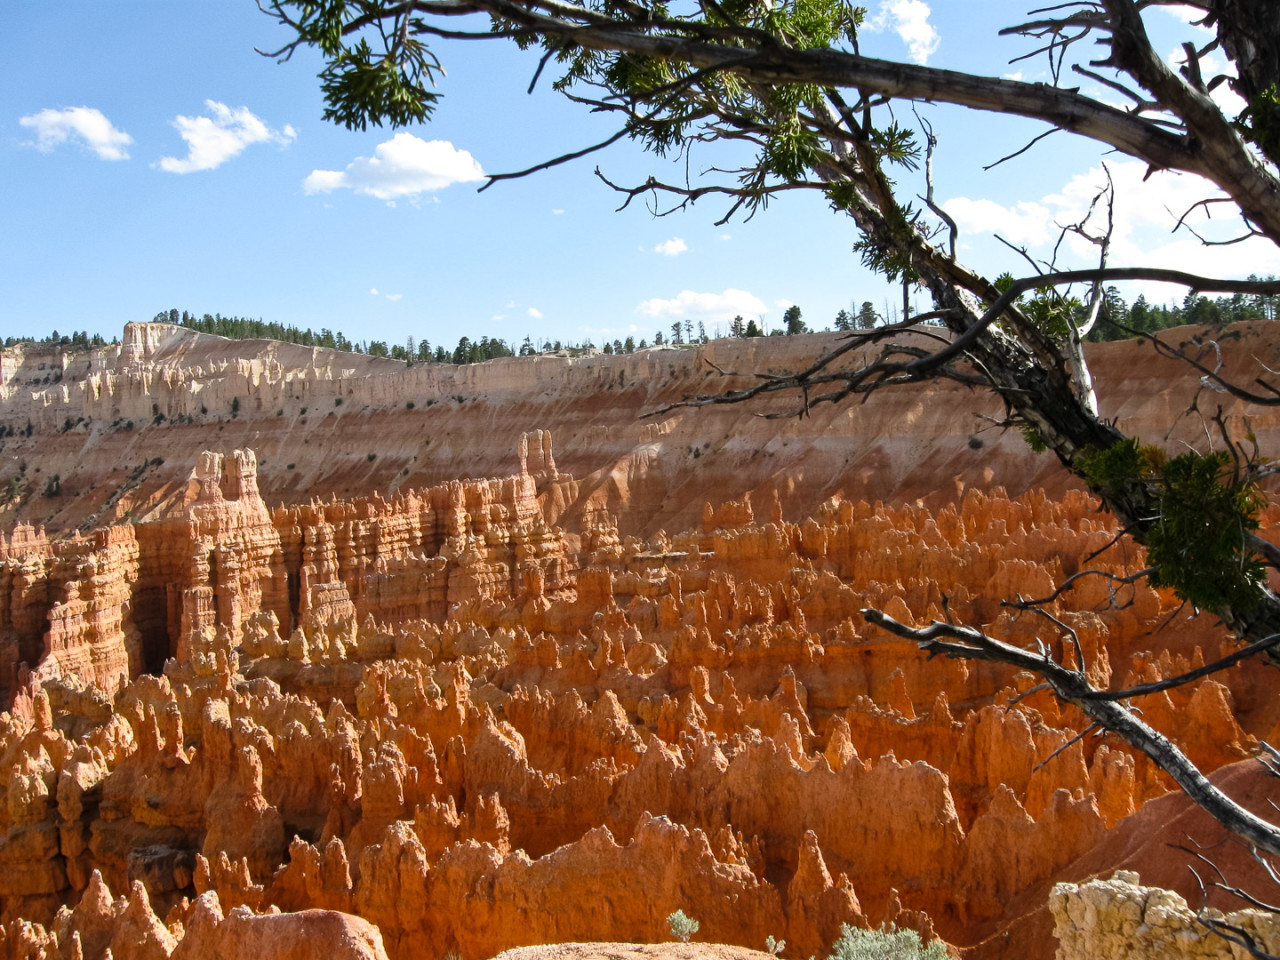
[265,0,936,229]
[1146,451,1266,613]
[272,3,443,130]
[1075,439,1266,613]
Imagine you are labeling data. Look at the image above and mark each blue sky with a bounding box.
[3,2,1277,351]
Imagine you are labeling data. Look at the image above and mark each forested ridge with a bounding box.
[4,286,1277,362]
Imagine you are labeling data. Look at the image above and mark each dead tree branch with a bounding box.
[861,606,1280,856]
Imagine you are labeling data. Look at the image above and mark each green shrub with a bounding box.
[667,910,699,943]
[828,924,948,960]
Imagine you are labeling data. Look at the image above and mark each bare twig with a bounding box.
[1003,566,1154,609]
[860,606,1280,856]
[1034,722,1100,772]
[914,111,957,260]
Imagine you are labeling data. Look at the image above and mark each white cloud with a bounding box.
[945,197,1055,246]
[552,208,565,215]
[720,234,732,241]
[19,107,133,160]
[385,293,403,302]
[947,159,1280,300]
[370,288,379,296]
[653,237,688,256]
[774,298,794,310]
[303,132,483,200]
[635,288,768,324]
[527,307,544,319]
[1157,4,1214,29]
[1054,162,1279,297]
[868,0,939,65]
[156,101,294,174]
[309,170,345,193]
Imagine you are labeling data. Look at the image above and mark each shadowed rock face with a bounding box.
[2,324,1280,960]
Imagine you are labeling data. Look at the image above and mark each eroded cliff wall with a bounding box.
[7,320,1280,541]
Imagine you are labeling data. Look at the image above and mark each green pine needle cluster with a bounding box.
[1075,439,1266,614]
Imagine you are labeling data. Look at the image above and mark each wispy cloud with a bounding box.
[304,133,483,200]
[157,101,295,173]
[1157,4,1214,29]
[946,159,1280,298]
[19,107,133,160]
[868,0,939,65]
[527,307,544,320]
[653,237,688,256]
[944,197,1055,246]
[635,288,767,324]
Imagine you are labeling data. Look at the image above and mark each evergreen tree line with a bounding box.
[2,330,109,349]
[10,285,1276,360]
[160,310,520,365]
[822,282,1280,339]
[1084,280,1280,341]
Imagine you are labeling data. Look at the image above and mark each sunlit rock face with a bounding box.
[0,428,1272,960]
[1051,871,1280,960]
[3,322,1280,959]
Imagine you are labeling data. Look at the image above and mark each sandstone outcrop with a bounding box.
[1050,871,1280,960]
